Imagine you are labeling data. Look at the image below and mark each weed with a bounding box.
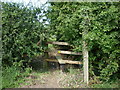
[91,80,119,88]
[2,66,31,88]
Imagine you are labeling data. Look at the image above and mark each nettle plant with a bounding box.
[2,2,45,66]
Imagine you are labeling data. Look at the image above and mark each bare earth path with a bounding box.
[20,69,87,88]
[21,70,62,88]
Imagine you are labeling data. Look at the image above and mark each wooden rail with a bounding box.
[46,41,82,64]
[45,41,88,84]
[45,59,82,64]
[47,41,69,46]
[55,55,65,64]
[57,50,82,55]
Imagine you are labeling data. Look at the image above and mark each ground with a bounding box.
[19,55,88,88]
[20,68,89,88]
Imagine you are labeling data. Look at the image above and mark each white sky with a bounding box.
[1,0,48,7]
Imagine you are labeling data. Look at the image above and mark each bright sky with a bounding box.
[1,0,48,7]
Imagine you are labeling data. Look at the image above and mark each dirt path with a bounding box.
[20,69,86,88]
[21,70,62,88]
[42,71,60,88]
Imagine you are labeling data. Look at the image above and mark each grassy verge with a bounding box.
[2,65,119,89]
[2,66,31,88]
[91,80,120,88]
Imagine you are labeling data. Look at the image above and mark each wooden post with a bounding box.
[83,40,89,85]
[42,39,49,69]
[82,10,89,85]
[43,52,48,69]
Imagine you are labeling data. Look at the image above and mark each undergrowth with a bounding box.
[2,66,31,88]
[90,79,120,88]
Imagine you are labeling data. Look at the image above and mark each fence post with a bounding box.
[83,40,89,85]
[42,39,48,70]
[82,9,90,85]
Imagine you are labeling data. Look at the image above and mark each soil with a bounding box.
[20,69,87,88]
[20,54,86,88]
[20,70,62,88]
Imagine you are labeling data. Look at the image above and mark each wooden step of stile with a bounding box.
[45,59,82,65]
[47,41,69,46]
[57,50,82,55]
[46,43,82,65]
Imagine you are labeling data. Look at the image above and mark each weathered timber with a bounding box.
[47,47,65,64]
[45,59,82,64]
[55,55,65,64]
[57,50,82,55]
[47,41,69,46]
[83,40,89,85]
[82,11,89,85]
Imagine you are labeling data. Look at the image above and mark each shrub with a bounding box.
[2,2,45,66]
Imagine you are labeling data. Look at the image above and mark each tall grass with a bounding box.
[2,66,31,88]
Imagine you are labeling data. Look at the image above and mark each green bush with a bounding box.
[2,2,46,88]
[91,80,119,88]
[2,65,32,88]
[46,2,120,81]
[3,66,20,88]
[2,2,45,66]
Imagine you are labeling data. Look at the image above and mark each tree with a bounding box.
[46,2,120,82]
[2,2,45,66]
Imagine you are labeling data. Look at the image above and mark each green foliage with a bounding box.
[1,1,120,88]
[2,65,31,88]
[91,80,120,88]
[46,2,120,81]
[2,66,19,88]
[2,2,46,88]
[2,2,45,66]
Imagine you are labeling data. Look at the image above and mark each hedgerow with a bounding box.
[2,2,45,88]
[46,2,120,81]
[2,2,45,66]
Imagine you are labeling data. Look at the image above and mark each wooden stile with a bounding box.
[57,50,82,55]
[45,59,82,64]
[47,41,69,46]
[45,41,88,85]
